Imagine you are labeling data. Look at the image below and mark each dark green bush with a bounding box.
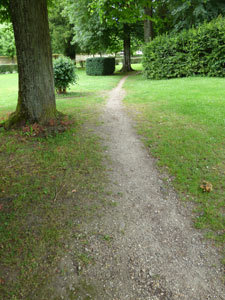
[86,57,115,76]
[53,56,77,93]
[143,17,225,79]
[0,64,17,74]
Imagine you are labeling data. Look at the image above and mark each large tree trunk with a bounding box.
[5,0,57,129]
[121,24,133,72]
[144,4,154,43]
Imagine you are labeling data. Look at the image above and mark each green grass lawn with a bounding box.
[124,74,225,249]
[0,69,123,118]
[1,66,225,298]
[0,69,123,299]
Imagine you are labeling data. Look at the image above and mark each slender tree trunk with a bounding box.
[121,24,133,72]
[144,4,154,43]
[5,0,57,129]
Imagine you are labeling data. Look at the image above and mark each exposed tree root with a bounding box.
[2,110,65,131]
[3,111,26,130]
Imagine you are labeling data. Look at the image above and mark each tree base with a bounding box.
[119,66,135,73]
[3,110,64,130]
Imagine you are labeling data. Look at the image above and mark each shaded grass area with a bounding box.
[0,126,104,299]
[124,75,225,250]
[0,70,123,299]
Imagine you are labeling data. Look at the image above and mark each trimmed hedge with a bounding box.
[86,57,115,76]
[0,64,18,74]
[143,17,225,79]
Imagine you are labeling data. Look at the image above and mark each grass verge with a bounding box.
[124,74,225,254]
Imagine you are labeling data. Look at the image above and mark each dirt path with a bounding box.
[49,76,224,300]
[77,76,224,300]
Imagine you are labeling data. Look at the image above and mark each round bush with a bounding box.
[53,56,77,93]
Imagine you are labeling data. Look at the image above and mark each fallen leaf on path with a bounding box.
[72,189,77,193]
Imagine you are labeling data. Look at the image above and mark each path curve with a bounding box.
[82,76,224,299]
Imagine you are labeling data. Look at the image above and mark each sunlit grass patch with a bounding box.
[124,74,225,248]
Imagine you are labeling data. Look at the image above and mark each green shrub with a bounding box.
[0,64,17,74]
[53,56,77,93]
[86,57,115,76]
[143,17,225,79]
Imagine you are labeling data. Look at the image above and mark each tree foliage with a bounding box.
[48,0,79,58]
[169,0,225,31]
[0,23,16,58]
[88,0,144,71]
[0,0,10,22]
[63,0,120,54]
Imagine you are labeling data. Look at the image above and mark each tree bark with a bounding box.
[6,0,57,129]
[144,5,154,43]
[121,24,133,72]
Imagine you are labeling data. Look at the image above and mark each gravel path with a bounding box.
[78,76,224,300]
[51,76,224,300]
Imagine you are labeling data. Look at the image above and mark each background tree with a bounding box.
[0,0,10,22]
[63,0,121,55]
[142,0,174,42]
[168,0,225,31]
[0,0,57,129]
[143,0,154,43]
[92,0,144,71]
[48,1,80,58]
[0,23,16,59]
[141,0,225,41]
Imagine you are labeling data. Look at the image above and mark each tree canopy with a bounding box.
[169,0,225,31]
[63,0,117,54]
[48,0,79,58]
[0,0,10,22]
